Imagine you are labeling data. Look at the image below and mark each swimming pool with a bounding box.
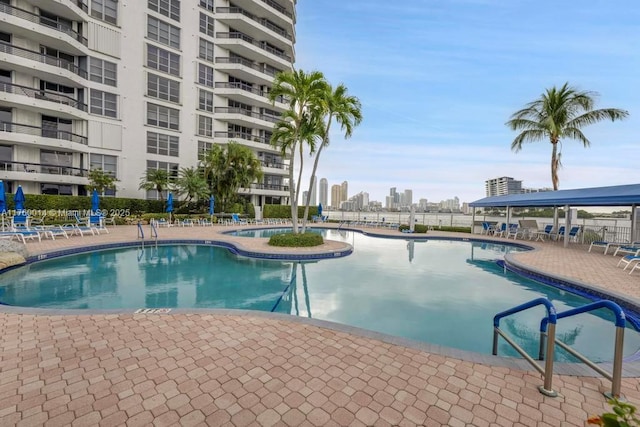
[1,230,638,362]
[227,227,322,238]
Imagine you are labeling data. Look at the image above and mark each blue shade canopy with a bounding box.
[317,203,323,216]
[91,189,100,212]
[209,195,215,215]
[14,185,25,212]
[470,183,640,208]
[0,181,6,213]
[166,193,174,213]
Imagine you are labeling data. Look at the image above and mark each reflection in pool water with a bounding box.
[0,230,638,362]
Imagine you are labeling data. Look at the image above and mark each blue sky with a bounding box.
[292,0,639,205]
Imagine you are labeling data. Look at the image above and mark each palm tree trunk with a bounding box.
[294,141,305,231]
[288,144,298,233]
[550,141,559,190]
[301,120,332,233]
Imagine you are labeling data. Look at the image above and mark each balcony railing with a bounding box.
[0,3,88,46]
[216,32,291,62]
[215,57,282,78]
[252,183,289,191]
[0,121,88,145]
[75,1,89,13]
[216,7,292,40]
[214,131,273,145]
[0,82,88,112]
[215,82,287,103]
[0,42,87,79]
[260,160,288,170]
[214,107,281,123]
[0,160,88,177]
[259,0,293,19]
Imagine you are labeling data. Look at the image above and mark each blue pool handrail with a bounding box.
[493,297,557,328]
[137,221,144,240]
[493,297,558,397]
[539,300,626,398]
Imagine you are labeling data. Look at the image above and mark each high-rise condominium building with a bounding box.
[330,184,341,209]
[485,177,522,197]
[340,180,348,202]
[0,0,296,207]
[308,175,316,205]
[319,177,328,207]
[404,189,412,207]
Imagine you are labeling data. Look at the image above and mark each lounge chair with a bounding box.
[89,215,110,234]
[590,240,640,255]
[613,245,640,257]
[629,261,640,275]
[616,255,640,270]
[231,213,248,225]
[507,223,525,240]
[556,226,581,242]
[493,223,508,237]
[11,214,30,228]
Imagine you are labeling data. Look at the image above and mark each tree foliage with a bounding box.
[88,168,117,195]
[139,169,170,201]
[174,167,209,202]
[506,83,628,190]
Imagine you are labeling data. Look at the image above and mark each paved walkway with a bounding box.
[1,224,639,426]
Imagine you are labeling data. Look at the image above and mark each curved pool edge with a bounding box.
[19,238,353,264]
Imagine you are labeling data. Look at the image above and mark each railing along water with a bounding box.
[539,300,627,398]
[493,298,558,396]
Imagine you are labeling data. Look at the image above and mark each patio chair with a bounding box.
[89,215,109,234]
[629,261,640,275]
[231,213,248,225]
[11,214,30,228]
[616,255,640,270]
[531,225,554,241]
[507,223,525,240]
[493,223,508,237]
[613,245,640,257]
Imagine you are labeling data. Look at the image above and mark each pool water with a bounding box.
[1,230,638,362]
[228,227,322,238]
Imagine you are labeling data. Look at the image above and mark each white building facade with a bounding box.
[0,0,296,206]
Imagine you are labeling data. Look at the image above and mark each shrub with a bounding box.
[587,398,639,426]
[263,204,318,220]
[268,232,324,247]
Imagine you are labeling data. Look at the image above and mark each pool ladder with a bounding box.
[493,298,626,398]
[137,221,158,249]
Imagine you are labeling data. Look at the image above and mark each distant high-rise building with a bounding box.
[319,178,328,207]
[301,191,308,205]
[390,187,399,204]
[418,198,429,211]
[386,196,395,210]
[404,189,413,206]
[485,177,523,196]
[341,181,348,202]
[331,185,342,209]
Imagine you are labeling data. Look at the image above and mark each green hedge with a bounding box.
[263,204,318,219]
[5,194,165,214]
[398,224,429,233]
[268,232,324,247]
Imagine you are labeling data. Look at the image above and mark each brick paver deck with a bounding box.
[1,224,639,426]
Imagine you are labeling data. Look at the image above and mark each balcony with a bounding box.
[0,81,88,118]
[214,107,280,130]
[215,57,282,86]
[1,121,87,145]
[213,131,281,153]
[232,0,294,28]
[0,160,87,177]
[214,81,287,109]
[38,0,89,21]
[216,7,292,49]
[260,160,289,171]
[0,2,88,54]
[216,32,292,68]
[0,41,87,80]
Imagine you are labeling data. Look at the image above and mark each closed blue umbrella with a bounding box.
[14,185,25,213]
[0,181,6,214]
[209,195,215,216]
[91,189,100,214]
[166,193,173,224]
[317,202,323,217]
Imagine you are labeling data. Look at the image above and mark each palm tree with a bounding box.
[139,168,170,201]
[174,167,209,202]
[506,83,629,190]
[200,142,263,212]
[301,83,362,232]
[88,168,118,196]
[269,69,328,232]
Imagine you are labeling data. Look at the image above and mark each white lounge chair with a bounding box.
[617,255,640,271]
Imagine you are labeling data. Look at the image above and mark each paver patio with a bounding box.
[1,224,639,426]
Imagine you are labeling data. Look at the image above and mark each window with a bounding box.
[147,73,180,103]
[0,144,13,171]
[199,38,214,63]
[147,103,179,130]
[198,140,213,159]
[147,16,180,49]
[89,57,117,86]
[199,0,214,12]
[148,0,180,22]
[90,153,118,177]
[197,115,212,137]
[147,44,180,76]
[146,160,179,177]
[91,0,118,25]
[198,63,214,87]
[198,89,214,112]
[90,90,118,118]
[199,13,214,37]
[147,131,179,156]
[41,115,73,140]
[41,183,72,195]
